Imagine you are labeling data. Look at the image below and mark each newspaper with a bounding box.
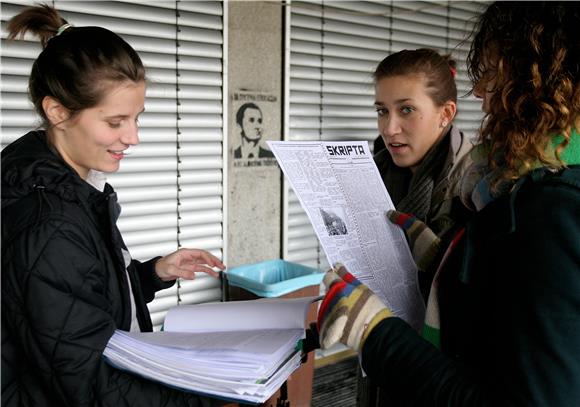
[268,140,425,331]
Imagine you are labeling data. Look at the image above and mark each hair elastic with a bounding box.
[449,67,457,78]
[56,23,72,37]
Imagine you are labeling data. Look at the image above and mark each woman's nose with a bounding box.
[380,116,399,138]
[122,123,140,146]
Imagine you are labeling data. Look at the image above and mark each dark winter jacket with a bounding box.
[362,165,580,406]
[1,131,211,406]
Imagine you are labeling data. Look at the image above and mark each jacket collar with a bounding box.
[1,131,111,217]
[374,125,466,205]
[449,124,467,161]
[460,127,580,212]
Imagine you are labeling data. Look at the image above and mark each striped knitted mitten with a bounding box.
[317,264,392,352]
[387,210,442,273]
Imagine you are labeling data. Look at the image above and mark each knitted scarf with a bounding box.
[422,129,580,348]
[397,133,450,221]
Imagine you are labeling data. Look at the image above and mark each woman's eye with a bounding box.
[401,106,413,115]
[108,122,121,129]
[375,108,387,117]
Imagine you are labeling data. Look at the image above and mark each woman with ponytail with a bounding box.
[359,48,474,407]
[1,5,224,406]
[373,49,473,261]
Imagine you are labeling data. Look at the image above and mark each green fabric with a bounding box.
[551,128,580,165]
[469,127,580,171]
[421,324,440,349]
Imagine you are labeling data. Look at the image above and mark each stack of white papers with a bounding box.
[103,296,319,404]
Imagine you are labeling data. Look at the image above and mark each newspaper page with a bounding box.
[268,140,425,331]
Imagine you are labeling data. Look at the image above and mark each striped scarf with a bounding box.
[397,133,450,221]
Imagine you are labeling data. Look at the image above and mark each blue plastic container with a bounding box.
[226,259,324,297]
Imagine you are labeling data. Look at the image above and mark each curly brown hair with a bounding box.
[467,1,580,183]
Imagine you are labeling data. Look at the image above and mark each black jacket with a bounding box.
[1,131,211,406]
[362,166,580,406]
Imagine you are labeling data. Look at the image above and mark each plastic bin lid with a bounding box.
[226,259,324,297]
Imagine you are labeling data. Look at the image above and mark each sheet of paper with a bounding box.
[106,329,303,379]
[163,296,319,333]
[268,140,424,330]
[112,329,302,357]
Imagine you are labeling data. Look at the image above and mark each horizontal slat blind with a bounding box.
[172,1,224,321]
[1,0,42,144]
[286,0,487,277]
[287,2,325,269]
[0,1,224,330]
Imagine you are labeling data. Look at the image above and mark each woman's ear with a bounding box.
[441,101,457,126]
[42,96,70,129]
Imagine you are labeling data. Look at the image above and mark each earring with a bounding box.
[441,121,448,127]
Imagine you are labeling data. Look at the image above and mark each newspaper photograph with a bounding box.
[268,140,425,331]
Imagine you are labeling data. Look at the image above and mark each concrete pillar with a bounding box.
[225,5,315,406]
[227,1,283,267]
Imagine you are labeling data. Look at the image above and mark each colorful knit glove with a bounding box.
[317,264,392,352]
[387,210,441,273]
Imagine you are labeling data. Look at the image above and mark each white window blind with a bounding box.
[286,0,488,270]
[0,0,225,330]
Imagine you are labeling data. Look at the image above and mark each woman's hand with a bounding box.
[387,210,441,273]
[155,248,226,281]
[318,264,392,352]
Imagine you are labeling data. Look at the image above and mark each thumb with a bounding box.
[334,263,361,286]
[387,210,442,272]
[387,211,436,245]
[387,210,416,230]
[322,270,342,289]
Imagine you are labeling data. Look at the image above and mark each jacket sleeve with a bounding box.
[5,217,216,407]
[132,257,175,303]
[361,172,580,406]
[362,318,497,406]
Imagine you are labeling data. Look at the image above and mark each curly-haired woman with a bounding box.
[318,2,580,405]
